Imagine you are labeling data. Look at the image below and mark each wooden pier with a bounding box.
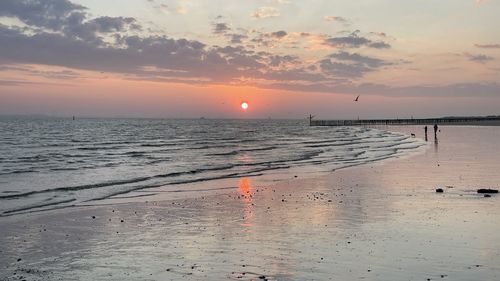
[310,116,500,126]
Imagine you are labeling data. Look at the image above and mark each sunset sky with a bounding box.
[1,0,499,119]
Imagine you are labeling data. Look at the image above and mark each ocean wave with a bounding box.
[2,198,76,215]
[206,150,239,156]
[240,146,277,152]
[0,169,39,175]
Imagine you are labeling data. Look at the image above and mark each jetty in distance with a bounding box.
[310,116,500,126]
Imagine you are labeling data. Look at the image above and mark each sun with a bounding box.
[240,102,249,110]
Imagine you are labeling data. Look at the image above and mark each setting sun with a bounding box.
[240,102,249,110]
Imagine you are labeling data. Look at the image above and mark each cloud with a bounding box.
[228,33,248,44]
[0,0,86,30]
[211,22,249,44]
[251,7,280,18]
[270,30,287,39]
[90,16,139,33]
[249,30,290,47]
[0,3,394,91]
[229,33,248,44]
[475,43,500,49]
[212,22,231,34]
[317,51,391,78]
[267,54,298,67]
[62,16,139,44]
[465,53,494,63]
[0,65,80,80]
[324,16,348,23]
[367,41,391,49]
[3,0,495,100]
[319,60,370,78]
[0,0,140,46]
[324,31,391,49]
[1,22,311,84]
[0,79,72,88]
[324,31,369,48]
[329,51,389,68]
[1,24,208,74]
[370,32,387,37]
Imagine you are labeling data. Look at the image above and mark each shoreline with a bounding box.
[1,126,499,280]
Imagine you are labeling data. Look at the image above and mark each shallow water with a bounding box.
[0,118,424,215]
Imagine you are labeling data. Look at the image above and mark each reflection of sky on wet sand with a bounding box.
[1,126,500,280]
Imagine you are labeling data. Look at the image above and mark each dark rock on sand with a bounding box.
[484,194,492,198]
[477,188,498,194]
[436,188,444,193]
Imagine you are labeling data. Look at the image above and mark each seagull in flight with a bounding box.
[354,95,360,102]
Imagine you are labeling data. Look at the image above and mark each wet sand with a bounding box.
[1,126,499,281]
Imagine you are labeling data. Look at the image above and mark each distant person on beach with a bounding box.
[433,124,438,136]
[424,126,428,141]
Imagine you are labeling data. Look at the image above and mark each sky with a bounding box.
[0,0,499,119]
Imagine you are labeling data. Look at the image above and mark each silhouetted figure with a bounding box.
[433,124,438,137]
[424,126,428,141]
[309,114,315,126]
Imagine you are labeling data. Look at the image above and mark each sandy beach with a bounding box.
[1,125,499,281]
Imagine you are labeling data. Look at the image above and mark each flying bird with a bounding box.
[354,95,360,102]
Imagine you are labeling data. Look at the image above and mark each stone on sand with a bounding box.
[477,189,498,194]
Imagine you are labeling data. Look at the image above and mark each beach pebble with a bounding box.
[477,188,498,194]
[435,188,444,193]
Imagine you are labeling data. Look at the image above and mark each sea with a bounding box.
[0,117,425,216]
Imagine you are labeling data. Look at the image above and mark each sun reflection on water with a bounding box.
[238,178,254,227]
